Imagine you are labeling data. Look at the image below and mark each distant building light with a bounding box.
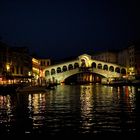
[28,71,31,76]
[6,63,10,71]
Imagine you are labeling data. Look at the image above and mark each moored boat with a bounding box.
[16,86,48,93]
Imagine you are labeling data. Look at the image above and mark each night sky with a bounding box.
[0,0,140,60]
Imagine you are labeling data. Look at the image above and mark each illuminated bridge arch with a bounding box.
[43,54,127,83]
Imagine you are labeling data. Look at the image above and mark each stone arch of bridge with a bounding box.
[43,54,127,83]
[44,62,126,77]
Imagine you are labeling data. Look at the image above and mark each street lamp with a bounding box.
[6,63,10,72]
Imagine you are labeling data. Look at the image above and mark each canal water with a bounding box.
[0,84,139,136]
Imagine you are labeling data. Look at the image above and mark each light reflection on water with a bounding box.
[0,84,139,136]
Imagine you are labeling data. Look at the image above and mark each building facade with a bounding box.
[0,41,32,84]
[118,42,140,76]
[39,58,51,77]
[92,50,117,64]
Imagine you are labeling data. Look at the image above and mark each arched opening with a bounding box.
[103,65,108,71]
[51,69,55,75]
[109,66,114,72]
[45,70,50,76]
[57,67,61,73]
[98,63,102,69]
[68,64,73,70]
[121,68,126,75]
[74,63,79,69]
[91,62,96,68]
[81,59,86,67]
[115,67,120,73]
[62,65,67,72]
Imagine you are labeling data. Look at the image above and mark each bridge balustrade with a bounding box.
[43,54,127,84]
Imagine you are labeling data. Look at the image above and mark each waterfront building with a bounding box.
[92,50,118,63]
[118,41,140,77]
[0,41,32,84]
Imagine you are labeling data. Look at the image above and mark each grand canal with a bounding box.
[0,84,139,136]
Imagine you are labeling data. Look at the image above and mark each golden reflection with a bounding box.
[28,94,32,111]
[0,95,11,111]
[28,93,47,128]
[6,95,11,114]
[33,94,39,113]
[28,93,47,114]
[0,96,7,108]
[0,95,11,122]
[80,85,93,129]
[116,86,136,112]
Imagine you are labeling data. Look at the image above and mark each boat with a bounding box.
[45,83,56,89]
[16,82,57,93]
[16,86,48,93]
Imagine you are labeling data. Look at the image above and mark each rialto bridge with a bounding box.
[42,54,127,84]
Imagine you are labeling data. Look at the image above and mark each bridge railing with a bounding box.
[92,68,121,77]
